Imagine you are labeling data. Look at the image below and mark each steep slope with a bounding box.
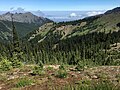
[105,7,120,14]
[26,7,120,45]
[0,12,52,42]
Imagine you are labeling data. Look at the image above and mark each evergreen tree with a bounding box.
[11,14,20,55]
[10,14,23,67]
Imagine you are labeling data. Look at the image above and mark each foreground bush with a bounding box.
[16,78,34,88]
[32,66,45,76]
[32,61,45,76]
[59,64,66,70]
[0,57,12,71]
[75,61,85,71]
[57,64,67,78]
[11,54,23,68]
[56,69,68,78]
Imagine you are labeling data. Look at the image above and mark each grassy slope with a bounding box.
[27,12,120,44]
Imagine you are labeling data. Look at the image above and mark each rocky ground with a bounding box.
[0,65,120,90]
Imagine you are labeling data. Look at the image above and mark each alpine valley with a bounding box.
[0,7,120,90]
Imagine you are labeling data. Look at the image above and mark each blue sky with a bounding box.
[0,0,120,11]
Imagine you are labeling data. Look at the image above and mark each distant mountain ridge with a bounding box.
[0,12,52,24]
[0,10,105,22]
[0,12,52,42]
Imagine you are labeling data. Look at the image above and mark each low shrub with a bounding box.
[0,57,12,71]
[76,79,92,86]
[59,64,65,70]
[11,60,23,68]
[16,78,34,88]
[38,61,43,69]
[56,69,67,78]
[32,66,45,76]
[46,66,54,71]
[75,61,85,71]
[11,55,23,68]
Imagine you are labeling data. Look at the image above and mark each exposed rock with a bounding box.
[69,67,76,71]
[0,86,2,89]
[7,75,19,80]
[43,65,60,70]
[91,75,98,79]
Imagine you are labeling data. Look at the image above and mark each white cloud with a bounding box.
[10,7,25,13]
[48,16,69,19]
[10,7,14,11]
[87,11,104,16]
[70,13,77,17]
[32,10,45,17]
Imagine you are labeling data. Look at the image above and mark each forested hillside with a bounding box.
[21,7,120,66]
[0,7,120,66]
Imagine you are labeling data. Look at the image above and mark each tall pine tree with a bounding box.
[11,14,23,68]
